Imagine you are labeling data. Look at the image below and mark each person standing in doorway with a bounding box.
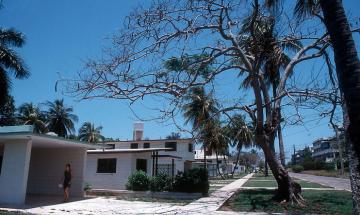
[63,163,72,202]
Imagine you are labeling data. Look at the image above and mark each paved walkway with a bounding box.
[180,173,254,214]
[2,174,256,215]
[290,172,351,191]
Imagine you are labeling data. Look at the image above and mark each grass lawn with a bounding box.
[115,196,193,205]
[208,173,248,195]
[302,170,350,178]
[252,173,274,177]
[243,179,330,188]
[221,189,353,215]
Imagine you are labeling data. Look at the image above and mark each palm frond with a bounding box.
[0,28,25,47]
[294,0,320,20]
[0,46,29,79]
[0,66,10,106]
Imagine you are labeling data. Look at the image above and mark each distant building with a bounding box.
[291,147,313,165]
[193,149,245,177]
[312,135,343,163]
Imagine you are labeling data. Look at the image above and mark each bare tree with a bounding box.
[61,0,334,204]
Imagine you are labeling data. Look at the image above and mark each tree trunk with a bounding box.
[203,143,209,175]
[343,104,360,214]
[320,1,360,213]
[334,126,345,176]
[264,160,269,176]
[346,131,360,214]
[257,133,303,204]
[231,143,243,176]
[272,82,286,166]
[215,150,225,179]
[278,116,286,166]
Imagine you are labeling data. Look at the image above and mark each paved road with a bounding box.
[290,172,351,191]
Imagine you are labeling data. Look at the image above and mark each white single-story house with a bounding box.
[85,138,196,190]
[0,125,102,205]
[85,148,173,190]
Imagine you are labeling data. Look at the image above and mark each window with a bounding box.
[157,164,173,176]
[136,159,147,173]
[143,142,150,148]
[188,143,193,152]
[107,144,115,149]
[130,143,139,149]
[97,158,116,173]
[165,142,177,151]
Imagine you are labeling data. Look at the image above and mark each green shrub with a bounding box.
[83,182,92,191]
[292,165,304,173]
[324,162,336,171]
[150,173,172,192]
[172,168,209,195]
[302,159,326,170]
[126,170,150,191]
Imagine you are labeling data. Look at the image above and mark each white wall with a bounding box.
[0,140,32,205]
[111,139,195,173]
[85,152,152,190]
[26,148,86,197]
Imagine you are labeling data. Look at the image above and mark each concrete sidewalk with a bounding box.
[290,172,351,191]
[178,173,254,214]
[2,173,255,215]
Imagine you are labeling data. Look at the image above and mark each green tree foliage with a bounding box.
[0,28,29,106]
[78,122,105,143]
[45,99,78,137]
[182,86,219,169]
[166,132,181,139]
[0,95,16,126]
[17,102,47,133]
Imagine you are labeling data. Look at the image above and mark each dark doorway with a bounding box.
[136,159,147,173]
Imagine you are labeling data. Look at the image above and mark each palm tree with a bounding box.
[203,119,229,178]
[0,28,29,106]
[223,114,254,176]
[266,0,360,212]
[78,122,105,143]
[237,12,301,167]
[183,86,219,170]
[0,95,17,126]
[17,102,47,133]
[45,99,78,137]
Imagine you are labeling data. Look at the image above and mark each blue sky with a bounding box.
[1,0,359,162]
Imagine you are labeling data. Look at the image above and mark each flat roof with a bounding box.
[87,148,173,154]
[101,138,195,143]
[0,125,105,149]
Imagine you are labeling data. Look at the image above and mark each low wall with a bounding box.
[86,189,202,200]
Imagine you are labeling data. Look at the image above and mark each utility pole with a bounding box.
[292,145,296,165]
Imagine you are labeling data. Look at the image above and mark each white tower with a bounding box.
[133,122,144,141]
